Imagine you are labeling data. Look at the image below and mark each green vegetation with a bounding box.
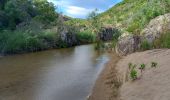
[140,39,152,50]
[140,33,170,51]
[153,33,170,49]
[130,68,138,80]
[151,62,158,68]
[139,63,146,76]
[0,0,97,55]
[128,62,133,69]
[139,63,146,70]
[98,0,170,34]
[0,0,61,54]
[1,0,170,54]
[128,62,158,81]
[76,31,96,44]
[66,0,170,51]
[128,63,138,80]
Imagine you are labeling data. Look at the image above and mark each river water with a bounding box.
[0,45,110,100]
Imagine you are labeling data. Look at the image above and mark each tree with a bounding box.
[87,8,101,33]
[4,0,36,29]
[33,0,58,26]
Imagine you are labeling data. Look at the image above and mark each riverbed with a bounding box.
[0,45,110,100]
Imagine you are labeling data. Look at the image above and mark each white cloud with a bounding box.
[65,6,92,18]
[65,6,104,18]
[47,0,105,18]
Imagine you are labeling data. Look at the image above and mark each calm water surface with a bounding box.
[0,45,110,100]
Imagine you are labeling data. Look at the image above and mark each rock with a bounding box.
[116,34,141,56]
[60,30,77,47]
[98,27,119,41]
[116,13,170,56]
[141,13,170,43]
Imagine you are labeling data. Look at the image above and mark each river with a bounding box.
[0,45,110,100]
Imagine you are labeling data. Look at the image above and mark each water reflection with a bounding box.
[0,45,109,100]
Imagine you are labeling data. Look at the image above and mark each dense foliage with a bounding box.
[0,0,58,30]
[0,0,100,54]
[1,0,170,54]
[98,0,170,34]
[0,0,61,54]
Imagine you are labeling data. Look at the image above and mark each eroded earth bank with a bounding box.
[89,49,170,100]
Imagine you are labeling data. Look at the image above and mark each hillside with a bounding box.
[66,0,170,34]
[98,0,170,34]
[1,0,170,54]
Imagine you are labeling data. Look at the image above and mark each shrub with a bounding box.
[153,33,170,49]
[160,33,170,48]
[76,31,95,44]
[128,62,133,69]
[139,63,146,70]
[139,63,146,76]
[128,63,138,80]
[130,69,138,80]
[140,39,152,50]
[0,31,58,54]
[151,62,158,68]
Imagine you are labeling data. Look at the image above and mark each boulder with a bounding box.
[116,13,170,56]
[60,30,77,47]
[98,27,119,41]
[141,13,170,43]
[116,34,141,56]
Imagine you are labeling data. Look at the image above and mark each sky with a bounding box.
[47,0,122,19]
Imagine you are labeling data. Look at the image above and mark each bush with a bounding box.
[140,39,152,50]
[151,62,158,68]
[160,33,170,48]
[130,69,137,80]
[0,30,58,54]
[76,31,96,44]
[153,33,170,48]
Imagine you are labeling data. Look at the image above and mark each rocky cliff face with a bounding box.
[60,29,77,47]
[116,13,170,56]
[98,27,119,41]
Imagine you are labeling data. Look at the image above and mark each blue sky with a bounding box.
[47,0,122,19]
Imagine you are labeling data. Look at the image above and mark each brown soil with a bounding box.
[88,53,121,100]
[116,49,170,100]
[89,49,170,100]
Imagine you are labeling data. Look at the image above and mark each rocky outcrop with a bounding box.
[116,34,141,56]
[98,27,119,41]
[60,29,77,47]
[116,13,170,56]
[141,13,170,43]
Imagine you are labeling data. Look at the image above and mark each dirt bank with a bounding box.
[88,53,121,100]
[89,49,170,100]
[116,49,170,100]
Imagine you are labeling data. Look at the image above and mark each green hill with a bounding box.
[98,0,170,33]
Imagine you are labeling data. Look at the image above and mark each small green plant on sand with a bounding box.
[151,62,158,68]
[128,62,133,70]
[139,63,146,76]
[128,63,137,80]
[130,69,137,80]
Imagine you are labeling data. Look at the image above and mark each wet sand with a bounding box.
[88,53,121,100]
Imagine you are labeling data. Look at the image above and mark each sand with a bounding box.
[117,49,170,100]
[88,53,121,100]
[89,49,170,100]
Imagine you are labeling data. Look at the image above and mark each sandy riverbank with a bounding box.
[88,53,121,100]
[89,49,170,100]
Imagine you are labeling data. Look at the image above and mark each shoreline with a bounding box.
[89,49,170,100]
[88,53,121,100]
